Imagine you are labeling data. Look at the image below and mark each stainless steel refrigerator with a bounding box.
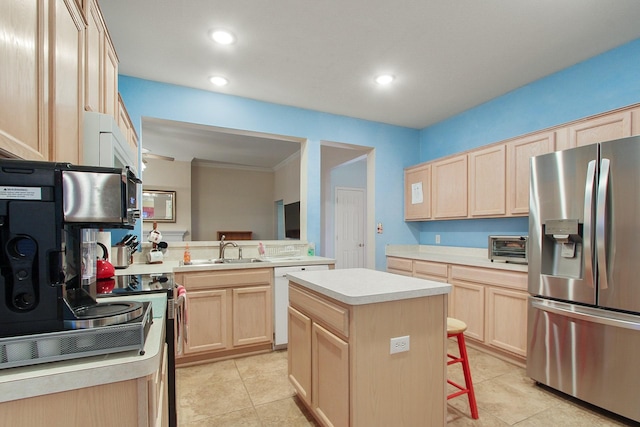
[528,135,640,423]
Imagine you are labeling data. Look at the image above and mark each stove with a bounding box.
[98,273,179,427]
[97,274,176,296]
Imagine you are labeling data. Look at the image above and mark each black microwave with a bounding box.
[61,164,141,228]
[123,166,142,227]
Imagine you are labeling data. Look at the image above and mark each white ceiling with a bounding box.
[100,0,640,167]
[141,117,302,167]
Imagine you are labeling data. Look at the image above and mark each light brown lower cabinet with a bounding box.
[449,280,485,341]
[0,343,169,427]
[387,256,527,362]
[413,259,449,282]
[288,306,350,427]
[288,282,446,427]
[450,265,528,358]
[175,268,273,365]
[385,256,413,276]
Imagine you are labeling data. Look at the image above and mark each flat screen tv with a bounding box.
[284,201,300,239]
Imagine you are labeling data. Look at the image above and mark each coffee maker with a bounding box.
[0,160,141,338]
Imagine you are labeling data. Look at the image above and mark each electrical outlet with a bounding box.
[390,335,410,354]
[435,234,441,244]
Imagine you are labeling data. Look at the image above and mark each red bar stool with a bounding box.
[447,317,479,419]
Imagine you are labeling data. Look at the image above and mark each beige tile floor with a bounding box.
[176,344,637,426]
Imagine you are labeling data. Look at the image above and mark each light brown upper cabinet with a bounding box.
[0,1,47,160]
[469,145,506,217]
[568,110,631,147]
[51,0,85,164]
[506,132,555,215]
[84,0,104,113]
[118,94,139,158]
[103,35,119,119]
[404,164,431,220]
[432,154,468,219]
[0,0,84,163]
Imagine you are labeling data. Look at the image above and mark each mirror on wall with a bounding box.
[142,190,176,222]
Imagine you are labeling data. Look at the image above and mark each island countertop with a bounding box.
[286,267,451,305]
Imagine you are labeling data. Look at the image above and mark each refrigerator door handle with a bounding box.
[583,160,597,287]
[531,298,640,330]
[596,158,611,290]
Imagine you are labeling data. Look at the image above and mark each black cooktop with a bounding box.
[96,274,175,299]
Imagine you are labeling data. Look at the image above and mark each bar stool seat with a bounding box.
[447,317,479,419]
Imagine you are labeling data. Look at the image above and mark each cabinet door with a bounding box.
[432,154,468,218]
[84,0,103,112]
[568,110,631,147]
[232,285,272,347]
[486,287,528,356]
[449,281,485,341]
[469,145,506,217]
[103,34,118,119]
[51,0,84,163]
[312,323,349,427]
[404,164,431,220]
[0,0,47,160]
[288,306,312,406]
[507,132,555,215]
[185,289,228,354]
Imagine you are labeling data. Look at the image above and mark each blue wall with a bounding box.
[119,37,640,266]
[118,77,419,269]
[418,37,640,247]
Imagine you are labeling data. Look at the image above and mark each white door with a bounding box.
[335,187,365,268]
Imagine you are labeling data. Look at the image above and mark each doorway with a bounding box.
[335,187,366,268]
[320,142,373,268]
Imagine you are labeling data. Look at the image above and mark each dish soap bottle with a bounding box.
[183,243,191,264]
[258,242,266,258]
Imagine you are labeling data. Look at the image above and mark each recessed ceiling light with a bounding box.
[210,30,235,45]
[209,76,229,86]
[375,74,395,85]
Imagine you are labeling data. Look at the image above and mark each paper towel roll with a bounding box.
[97,231,112,260]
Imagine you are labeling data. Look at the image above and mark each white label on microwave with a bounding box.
[0,186,42,200]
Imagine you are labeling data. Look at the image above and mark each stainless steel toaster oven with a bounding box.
[488,235,528,264]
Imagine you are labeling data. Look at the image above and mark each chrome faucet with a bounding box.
[218,235,238,260]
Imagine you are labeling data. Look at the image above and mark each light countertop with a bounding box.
[115,256,336,276]
[0,294,166,403]
[287,268,451,305]
[386,245,528,272]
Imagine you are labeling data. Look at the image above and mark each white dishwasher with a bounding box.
[273,264,329,349]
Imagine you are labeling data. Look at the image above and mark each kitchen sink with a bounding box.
[222,258,268,263]
[183,258,268,266]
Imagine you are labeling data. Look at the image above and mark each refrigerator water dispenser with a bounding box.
[541,219,583,278]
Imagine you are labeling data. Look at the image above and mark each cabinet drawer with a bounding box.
[386,257,413,273]
[180,268,272,290]
[450,265,527,290]
[289,284,349,338]
[413,260,448,280]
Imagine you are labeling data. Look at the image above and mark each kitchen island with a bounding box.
[287,268,451,427]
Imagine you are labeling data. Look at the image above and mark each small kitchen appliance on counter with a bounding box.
[0,160,150,370]
[488,235,528,264]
